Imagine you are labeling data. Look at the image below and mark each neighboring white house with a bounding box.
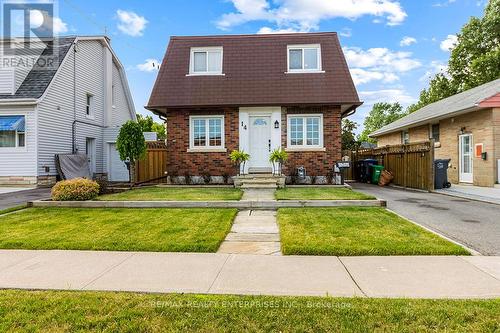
[0,36,136,186]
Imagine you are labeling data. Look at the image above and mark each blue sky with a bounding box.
[8,0,489,133]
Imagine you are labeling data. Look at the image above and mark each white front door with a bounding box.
[459,134,473,183]
[86,138,96,175]
[249,116,271,169]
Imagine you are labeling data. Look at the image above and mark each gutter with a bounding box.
[369,105,483,138]
[0,98,38,105]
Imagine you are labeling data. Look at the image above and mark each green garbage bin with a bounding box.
[371,165,384,184]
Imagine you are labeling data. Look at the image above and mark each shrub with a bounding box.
[51,178,100,201]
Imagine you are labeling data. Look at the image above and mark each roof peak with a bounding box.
[170,32,338,40]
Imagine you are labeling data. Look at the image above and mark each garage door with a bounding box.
[109,143,129,182]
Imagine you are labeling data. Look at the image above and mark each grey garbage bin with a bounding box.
[434,159,451,189]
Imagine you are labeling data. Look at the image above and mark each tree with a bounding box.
[116,120,147,184]
[341,119,359,150]
[358,103,407,143]
[136,114,166,140]
[408,0,500,113]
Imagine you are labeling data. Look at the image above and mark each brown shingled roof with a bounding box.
[147,32,360,112]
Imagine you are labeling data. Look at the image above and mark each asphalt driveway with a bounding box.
[351,183,500,255]
[0,188,51,211]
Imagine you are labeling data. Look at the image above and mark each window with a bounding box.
[189,116,224,149]
[287,115,323,148]
[189,47,223,75]
[287,45,322,73]
[0,115,25,148]
[401,130,409,144]
[86,94,94,118]
[430,124,440,142]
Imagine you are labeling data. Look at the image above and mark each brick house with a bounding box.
[146,32,361,183]
[370,79,500,187]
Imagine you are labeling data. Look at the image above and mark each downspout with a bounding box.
[72,40,77,153]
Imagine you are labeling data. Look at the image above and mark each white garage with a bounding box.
[108,143,129,182]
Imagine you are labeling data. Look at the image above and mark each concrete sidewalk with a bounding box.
[434,184,500,205]
[1,250,499,298]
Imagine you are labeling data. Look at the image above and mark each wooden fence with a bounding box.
[344,141,434,191]
[135,141,168,184]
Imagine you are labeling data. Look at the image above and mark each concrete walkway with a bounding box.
[218,210,282,255]
[241,189,276,201]
[0,250,499,298]
[434,184,500,205]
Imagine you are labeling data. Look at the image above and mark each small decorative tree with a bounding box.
[269,148,288,176]
[230,150,250,176]
[116,120,147,184]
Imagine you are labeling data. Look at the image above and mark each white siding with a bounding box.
[111,63,133,126]
[0,105,37,176]
[0,69,14,95]
[37,40,105,176]
[37,39,134,178]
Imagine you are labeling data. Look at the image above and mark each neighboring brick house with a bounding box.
[146,32,361,182]
[370,79,500,187]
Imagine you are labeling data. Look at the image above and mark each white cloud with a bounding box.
[257,26,302,34]
[339,27,352,38]
[344,46,421,71]
[10,9,68,36]
[217,0,407,31]
[440,34,457,52]
[432,0,456,7]
[343,46,421,86]
[350,68,399,85]
[400,36,417,47]
[116,10,148,37]
[419,60,448,83]
[137,59,160,72]
[360,89,416,106]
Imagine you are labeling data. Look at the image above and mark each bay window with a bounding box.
[189,116,224,150]
[287,114,323,149]
[0,115,25,148]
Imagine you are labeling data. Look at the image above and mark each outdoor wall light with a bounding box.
[274,120,280,129]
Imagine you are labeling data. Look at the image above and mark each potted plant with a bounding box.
[269,148,288,176]
[230,150,250,176]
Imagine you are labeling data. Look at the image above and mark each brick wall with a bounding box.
[281,106,342,176]
[376,131,401,146]
[165,108,239,177]
[436,109,495,186]
[409,125,429,142]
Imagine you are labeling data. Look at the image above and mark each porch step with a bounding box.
[241,183,277,189]
[248,167,273,174]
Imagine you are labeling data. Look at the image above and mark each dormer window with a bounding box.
[287,44,323,73]
[189,47,223,75]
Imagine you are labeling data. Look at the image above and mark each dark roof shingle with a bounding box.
[0,37,75,100]
[147,32,360,111]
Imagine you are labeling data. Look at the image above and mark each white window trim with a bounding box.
[401,130,410,144]
[188,47,224,76]
[0,113,27,152]
[286,114,324,151]
[286,44,324,74]
[188,115,226,152]
[85,93,94,119]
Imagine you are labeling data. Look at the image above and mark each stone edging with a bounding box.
[29,199,387,209]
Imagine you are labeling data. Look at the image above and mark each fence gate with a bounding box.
[347,141,434,191]
[135,141,168,184]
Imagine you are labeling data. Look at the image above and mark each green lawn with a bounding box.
[98,186,243,201]
[0,291,498,332]
[0,205,26,216]
[0,208,237,252]
[275,187,376,200]
[278,207,469,256]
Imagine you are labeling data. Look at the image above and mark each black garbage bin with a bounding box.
[434,159,451,189]
[357,159,378,183]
